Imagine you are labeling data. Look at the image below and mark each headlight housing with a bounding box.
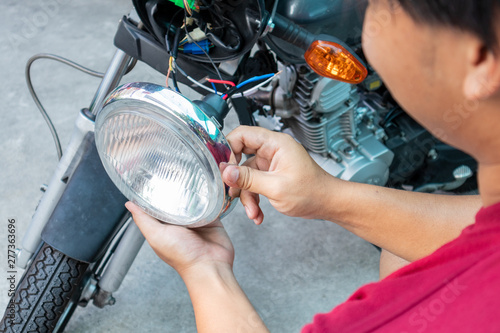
[95,82,234,228]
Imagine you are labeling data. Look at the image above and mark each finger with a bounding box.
[242,155,271,173]
[221,162,241,198]
[240,190,262,222]
[219,161,230,174]
[125,202,166,241]
[222,164,275,195]
[226,126,283,161]
[228,186,241,198]
[254,209,264,225]
[221,154,271,199]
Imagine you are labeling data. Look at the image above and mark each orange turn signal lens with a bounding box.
[305,40,368,84]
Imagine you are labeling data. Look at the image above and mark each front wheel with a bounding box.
[0,243,88,333]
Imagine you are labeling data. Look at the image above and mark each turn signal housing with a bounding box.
[305,40,368,84]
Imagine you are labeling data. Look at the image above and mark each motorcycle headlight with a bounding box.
[94,82,234,228]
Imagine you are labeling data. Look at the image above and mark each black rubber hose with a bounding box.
[270,13,315,50]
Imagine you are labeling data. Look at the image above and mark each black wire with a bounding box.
[223,76,274,99]
[381,107,403,126]
[124,57,138,74]
[171,27,182,93]
[183,8,224,82]
[270,0,279,28]
[172,25,182,59]
[26,53,135,160]
[165,9,184,54]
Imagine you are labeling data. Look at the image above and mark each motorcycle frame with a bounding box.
[16,48,146,301]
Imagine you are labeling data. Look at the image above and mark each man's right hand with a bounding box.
[221,126,480,262]
[221,126,345,224]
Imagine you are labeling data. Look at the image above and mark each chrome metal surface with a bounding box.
[89,49,131,116]
[98,221,145,293]
[17,109,95,268]
[95,82,235,228]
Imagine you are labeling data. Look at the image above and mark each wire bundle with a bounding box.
[165,5,279,101]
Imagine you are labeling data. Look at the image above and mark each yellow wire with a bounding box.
[166,56,174,87]
[183,0,192,16]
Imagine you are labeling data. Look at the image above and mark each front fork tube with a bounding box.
[16,49,132,268]
[91,220,146,307]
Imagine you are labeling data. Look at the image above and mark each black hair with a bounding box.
[391,0,500,50]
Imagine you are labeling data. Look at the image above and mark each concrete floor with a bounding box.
[0,1,379,332]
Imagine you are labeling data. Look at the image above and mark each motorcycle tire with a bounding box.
[0,243,89,333]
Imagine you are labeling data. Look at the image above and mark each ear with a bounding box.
[463,39,500,101]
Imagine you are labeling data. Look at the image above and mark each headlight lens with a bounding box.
[95,82,234,227]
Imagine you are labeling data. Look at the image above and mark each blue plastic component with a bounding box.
[182,40,211,55]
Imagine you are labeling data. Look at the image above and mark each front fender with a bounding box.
[42,135,128,263]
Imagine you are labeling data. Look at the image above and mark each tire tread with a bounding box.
[0,244,88,333]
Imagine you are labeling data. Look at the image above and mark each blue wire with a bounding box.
[235,74,275,90]
[211,82,217,94]
[222,73,275,99]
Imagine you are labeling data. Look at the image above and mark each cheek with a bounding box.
[362,16,432,114]
[362,9,402,90]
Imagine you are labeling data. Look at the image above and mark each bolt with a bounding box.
[40,184,48,192]
[343,146,355,157]
[428,149,438,160]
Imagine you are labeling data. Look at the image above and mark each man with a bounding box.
[126,0,500,331]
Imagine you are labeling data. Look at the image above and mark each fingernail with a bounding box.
[226,166,239,184]
[244,205,251,217]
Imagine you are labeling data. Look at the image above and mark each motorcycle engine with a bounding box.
[271,65,394,185]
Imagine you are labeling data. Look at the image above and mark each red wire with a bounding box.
[207,79,236,87]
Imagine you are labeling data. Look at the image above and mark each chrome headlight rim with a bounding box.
[95,82,235,228]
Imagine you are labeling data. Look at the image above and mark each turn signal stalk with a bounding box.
[269,13,368,84]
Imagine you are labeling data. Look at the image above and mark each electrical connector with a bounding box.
[186,28,207,42]
[182,40,211,55]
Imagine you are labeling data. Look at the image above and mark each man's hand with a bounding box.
[220,127,480,262]
[126,202,234,277]
[126,202,269,333]
[221,126,343,224]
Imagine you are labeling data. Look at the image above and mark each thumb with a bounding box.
[222,164,271,195]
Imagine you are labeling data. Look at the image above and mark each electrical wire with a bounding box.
[171,26,182,93]
[269,0,279,31]
[207,78,236,87]
[26,53,105,160]
[183,8,225,83]
[183,0,193,16]
[171,67,180,93]
[210,82,217,94]
[222,73,276,100]
[26,53,136,160]
[174,59,224,95]
[231,75,276,98]
[166,57,172,88]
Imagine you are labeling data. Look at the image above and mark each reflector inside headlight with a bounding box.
[95,82,234,227]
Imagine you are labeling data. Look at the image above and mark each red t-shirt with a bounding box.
[302,202,500,333]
